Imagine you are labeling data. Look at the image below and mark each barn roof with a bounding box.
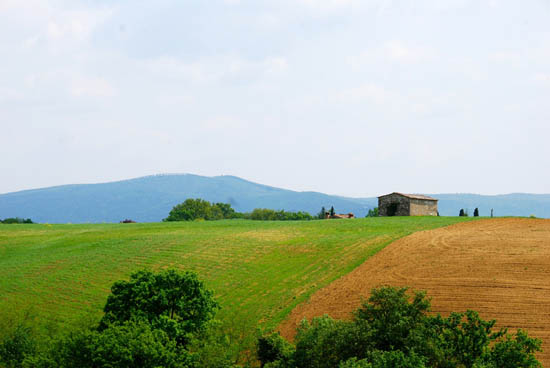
[378,192,438,201]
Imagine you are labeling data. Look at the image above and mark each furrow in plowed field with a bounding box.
[279,218,550,366]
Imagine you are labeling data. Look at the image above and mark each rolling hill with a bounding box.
[0,217,474,359]
[1,174,549,223]
[0,174,375,223]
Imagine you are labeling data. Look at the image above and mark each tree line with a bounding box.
[258,286,542,367]
[0,218,33,224]
[163,199,315,222]
[0,270,542,368]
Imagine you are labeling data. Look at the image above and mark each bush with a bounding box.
[1,218,34,224]
[164,199,238,221]
[187,320,238,368]
[164,198,222,221]
[366,208,379,218]
[246,209,313,221]
[29,320,194,368]
[214,203,237,219]
[100,269,218,346]
[8,269,221,367]
[0,324,37,367]
[258,332,295,367]
[261,286,542,368]
[353,287,430,352]
[340,351,426,368]
[163,199,314,222]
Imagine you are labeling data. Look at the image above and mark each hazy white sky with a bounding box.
[1,0,549,197]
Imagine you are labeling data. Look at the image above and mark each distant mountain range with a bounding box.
[1,174,549,223]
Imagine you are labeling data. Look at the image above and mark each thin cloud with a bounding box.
[70,76,117,98]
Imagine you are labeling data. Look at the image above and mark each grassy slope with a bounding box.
[0,217,474,341]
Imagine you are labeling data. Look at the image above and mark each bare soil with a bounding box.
[279,218,550,366]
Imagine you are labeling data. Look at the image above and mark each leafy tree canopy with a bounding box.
[248,208,313,221]
[366,208,379,218]
[164,198,315,222]
[26,320,193,368]
[100,269,219,346]
[259,286,542,368]
[164,198,225,221]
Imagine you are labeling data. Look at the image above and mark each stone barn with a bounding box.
[378,192,438,216]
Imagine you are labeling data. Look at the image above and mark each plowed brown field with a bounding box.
[279,218,550,366]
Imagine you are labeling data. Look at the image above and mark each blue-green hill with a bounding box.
[0,174,375,223]
[1,174,549,223]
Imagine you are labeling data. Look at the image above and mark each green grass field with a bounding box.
[0,217,474,351]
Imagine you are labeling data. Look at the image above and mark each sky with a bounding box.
[1,0,549,197]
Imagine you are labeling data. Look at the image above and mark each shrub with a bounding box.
[340,351,426,368]
[214,203,237,219]
[164,199,234,221]
[38,320,193,368]
[12,269,220,367]
[100,269,218,346]
[0,324,37,367]
[246,209,313,221]
[258,332,295,367]
[260,286,542,368]
[293,316,361,368]
[366,208,379,218]
[1,218,34,224]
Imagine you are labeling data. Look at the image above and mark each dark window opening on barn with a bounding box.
[387,203,399,216]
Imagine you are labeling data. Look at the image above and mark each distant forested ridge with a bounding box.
[0,174,373,223]
[0,174,549,223]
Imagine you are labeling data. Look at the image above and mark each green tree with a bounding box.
[214,203,236,219]
[353,287,430,352]
[474,208,479,217]
[247,209,313,221]
[330,206,335,217]
[340,351,426,368]
[0,217,34,224]
[164,198,223,221]
[293,316,359,368]
[489,330,542,367]
[366,208,379,218]
[0,324,37,367]
[100,269,218,346]
[31,321,193,368]
[318,207,327,219]
[261,286,542,368]
[257,332,295,367]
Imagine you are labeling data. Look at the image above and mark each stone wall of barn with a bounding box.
[378,193,411,216]
[379,194,438,216]
[409,198,438,216]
